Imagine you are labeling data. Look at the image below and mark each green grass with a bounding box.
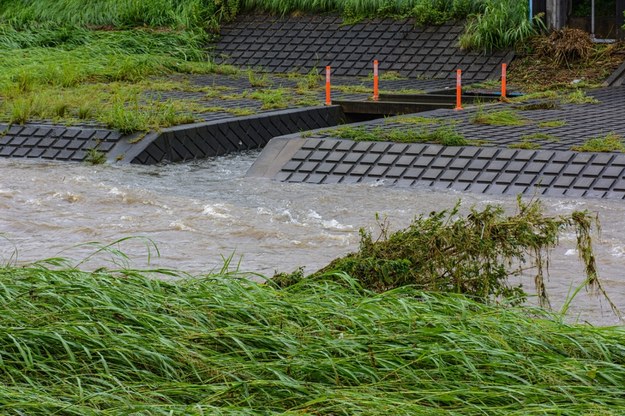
[538,119,567,128]
[508,132,559,148]
[520,132,560,142]
[513,101,561,111]
[509,90,560,103]
[0,202,621,413]
[508,141,541,149]
[1,254,625,414]
[472,109,529,126]
[248,88,289,109]
[0,0,231,30]
[562,89,600,104]
[332,125,469,146]
[240,0,485,24]
[0,0,552,130]
[247,70,272,88]
[459,0,543,52]
[391,115,441,125]
[571,132,625,152]
[84,148,107,165]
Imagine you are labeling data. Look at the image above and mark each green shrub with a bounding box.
[275,200,612,310]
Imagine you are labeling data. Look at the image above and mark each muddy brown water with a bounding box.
[1,153,624,325]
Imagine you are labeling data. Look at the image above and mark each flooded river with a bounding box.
[1,152,624,325]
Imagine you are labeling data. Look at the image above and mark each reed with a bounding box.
[1,259,625,414]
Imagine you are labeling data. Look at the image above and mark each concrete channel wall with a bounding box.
[112,106,344,164]
[0,106,344,165]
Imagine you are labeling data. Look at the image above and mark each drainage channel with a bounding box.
[335,91,505,121]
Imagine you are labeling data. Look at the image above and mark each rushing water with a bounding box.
[1,153,625,325]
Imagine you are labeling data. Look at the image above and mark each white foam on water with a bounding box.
[273,209,301,225]
[611,246,625,258]
[320,218,353,231]
[169,220,196,232]
[0,188,15,197]
[368,179,386,187]
[550,200,587,212]
[53,192,81,203]
[202,203,232,219]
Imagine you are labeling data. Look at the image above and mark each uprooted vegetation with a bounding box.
[509,28,625,91]
[534,27,594,68]
[273,199,617,313]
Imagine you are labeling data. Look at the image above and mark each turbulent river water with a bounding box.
[1,152,625,325]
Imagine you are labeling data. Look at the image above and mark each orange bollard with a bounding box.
[501,63,507,99]
[325,66,331,106]
[373,60,379,101]
[455,69,463,111]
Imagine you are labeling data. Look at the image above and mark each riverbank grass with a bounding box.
[2,263,625,414]
[1,200,624,413]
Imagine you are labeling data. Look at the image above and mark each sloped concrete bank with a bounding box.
[216,14,513,81]
[112,106,344,164]
[249,136,625,199]
[0,106,344,164]
[248,87,625,200]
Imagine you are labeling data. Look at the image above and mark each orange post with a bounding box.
[325,66,332,106]
[373,60,379,101]
[455,69,463,111]
[501,63,507,99]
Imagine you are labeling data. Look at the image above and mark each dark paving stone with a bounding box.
[215,14,512,81]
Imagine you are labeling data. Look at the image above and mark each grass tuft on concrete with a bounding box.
[571,132,625,153]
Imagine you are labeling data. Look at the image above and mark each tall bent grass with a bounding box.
[0,0,225,30]
[1,263,625,414]
[460,0,544,52]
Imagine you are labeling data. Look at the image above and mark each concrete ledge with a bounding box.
[0,107,344,164]
[247,137,307,178]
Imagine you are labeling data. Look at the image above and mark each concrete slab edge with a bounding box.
[603,59,625,87]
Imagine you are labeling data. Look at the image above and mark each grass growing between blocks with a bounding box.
[472,109,529,126]
[571,132,625,152]
[331,124,469,146]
